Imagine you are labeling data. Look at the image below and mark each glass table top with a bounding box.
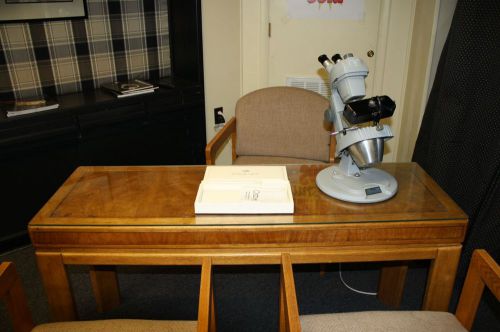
[30,163,467,227]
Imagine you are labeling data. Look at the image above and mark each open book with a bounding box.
[194,166,294,214]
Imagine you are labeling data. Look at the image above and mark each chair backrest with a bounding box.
[0,262,34,332]
[1,259,215,332]
[279,250,500,332]
[235,87,331,162]
[455,249,500,330]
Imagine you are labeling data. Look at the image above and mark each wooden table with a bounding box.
[28,163,468,321]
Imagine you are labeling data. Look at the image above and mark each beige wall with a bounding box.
[428,0,457,99]
[395,0,457,162]
[202,0,241,164]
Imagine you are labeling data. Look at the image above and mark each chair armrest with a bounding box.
[0,262,34,332]
[205,117,237,165]
[198,257,216,332]
[455,249,500,330]
[280,254,301,332]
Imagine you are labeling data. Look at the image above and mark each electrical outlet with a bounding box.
[214,107,224,125]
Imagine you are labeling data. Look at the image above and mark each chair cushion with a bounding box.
[236,87,331,162]
[300,311,467,332]
[234,155,327,165]
[32,319,197,332]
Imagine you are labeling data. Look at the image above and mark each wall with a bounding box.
[396,0,457,162]
[0,0,170,100]
[202,0,242,165]
[427,0,457,99]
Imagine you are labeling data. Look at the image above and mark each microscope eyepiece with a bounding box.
[332,54,342,63]
[318,54,334,69]
[318,54,329,64]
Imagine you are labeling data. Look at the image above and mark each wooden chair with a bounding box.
[205,87,335,165]
[0,258,216,332]
[279,250,500,332]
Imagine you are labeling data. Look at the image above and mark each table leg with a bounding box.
[377,263,408,308]
[35,251,77,321]
[90,266,121,313]
[422,246,461,311]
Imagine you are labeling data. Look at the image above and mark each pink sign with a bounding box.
[288,0,364,20]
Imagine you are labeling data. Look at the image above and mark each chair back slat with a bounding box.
[280,253,301,332]
[0,262,35,332]
[455,250,500,330]
[198,257,215,332]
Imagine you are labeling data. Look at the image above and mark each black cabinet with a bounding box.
[0,112,79,250]
[0,83,206,252]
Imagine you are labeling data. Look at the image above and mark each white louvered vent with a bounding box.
[286,77,330,98]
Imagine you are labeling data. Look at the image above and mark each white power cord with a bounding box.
[338,263,377,296]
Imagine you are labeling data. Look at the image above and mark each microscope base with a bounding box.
[316,165,398,203]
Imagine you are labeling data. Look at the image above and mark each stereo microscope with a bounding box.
[315,53,398,203]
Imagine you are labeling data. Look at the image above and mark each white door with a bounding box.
[268,0,382,96]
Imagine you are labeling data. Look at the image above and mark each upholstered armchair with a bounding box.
[279,250,499,332]
[0,258,215,332]
[205,87,335,165]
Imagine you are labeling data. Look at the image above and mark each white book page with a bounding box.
[203,165,288,182]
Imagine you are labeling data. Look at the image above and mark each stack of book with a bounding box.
[1,99,59,118]
[195,165,294,214]
[101,79,158,98]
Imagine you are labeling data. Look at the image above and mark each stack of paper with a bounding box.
[195,166,294,214]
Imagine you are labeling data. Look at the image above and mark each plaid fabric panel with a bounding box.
[0,24,43,99]
[143,1,160,80]
[156,0,170,78]
[0,0,170,99]
[45,21,81,95]
[86,0,117,87]
[0,38,14,100]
